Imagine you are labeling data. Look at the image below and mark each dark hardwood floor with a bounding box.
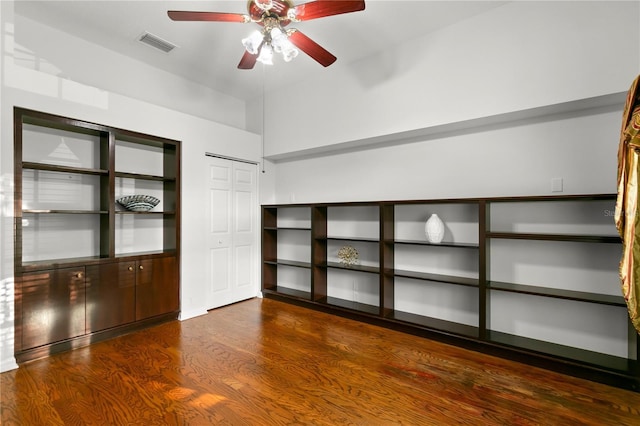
[1,297,639,425]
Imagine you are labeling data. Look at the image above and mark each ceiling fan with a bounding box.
[168,0,366,69]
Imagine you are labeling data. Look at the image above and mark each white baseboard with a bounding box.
[178,308,208,321]
[1,356,19,373]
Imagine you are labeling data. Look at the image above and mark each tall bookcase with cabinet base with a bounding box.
[14,107,181,363]
[262,195,640,391]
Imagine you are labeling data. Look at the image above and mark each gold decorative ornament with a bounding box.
[337,245,359,266]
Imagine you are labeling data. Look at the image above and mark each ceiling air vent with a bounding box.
[138,32,177,53]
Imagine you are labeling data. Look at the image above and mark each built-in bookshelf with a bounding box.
[262,195,639,391]
[14,107,181,362]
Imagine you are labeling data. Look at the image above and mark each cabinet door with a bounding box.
[19,267,86,350]
[135,257,179,320]
[85,262,136,333]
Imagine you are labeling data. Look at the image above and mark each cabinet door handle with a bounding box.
[139,265,144,270]
[76,272,83,279]
[128,266,134,272]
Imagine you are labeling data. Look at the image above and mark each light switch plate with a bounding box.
[551,177,563,192]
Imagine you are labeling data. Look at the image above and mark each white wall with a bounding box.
[14,13,247,131]
[0,1,261,372]
[263,1,639,159]
[274,104,622,203]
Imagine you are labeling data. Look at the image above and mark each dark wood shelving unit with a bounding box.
[487,232,621,243]
[326,236,380,243]
[22,161,109,176]
[23,209,109,214]
[393,239,479,248]
[262,194,640,391]
[264,286,311,300]
[264,259,312,269]
[14,107,181,363]
[320,296,380,315]
[114,171,173,181]
[323,261,380,274]
[274,226,312,231]
[261,206,315,298]
[115,211,175,215]
[487,330,637,373]
[487,281,626,306]
[393,269,479,287]
[388,310,480,338]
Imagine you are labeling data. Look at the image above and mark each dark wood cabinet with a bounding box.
[84,257,178,333]
[14,108,181,362]
[18,267,86,350]
[262,195,640,392]
[133,257,179,321]
[86,262,136,333]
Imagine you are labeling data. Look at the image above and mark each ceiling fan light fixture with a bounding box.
[269,26,298,61]
[257,43,274,65]
[282,45,299,62]
[270,27,287,52]
[242,30,264,54]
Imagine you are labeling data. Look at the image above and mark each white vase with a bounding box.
[425,214,445,243]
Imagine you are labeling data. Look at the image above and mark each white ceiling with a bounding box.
[15,1,508,101]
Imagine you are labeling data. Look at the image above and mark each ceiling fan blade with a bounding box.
[238,50,259,70]
[167,11,248,23]
[288,30,337,67]
[292,1,365,21]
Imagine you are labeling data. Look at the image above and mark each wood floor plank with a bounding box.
[2,297,640,425]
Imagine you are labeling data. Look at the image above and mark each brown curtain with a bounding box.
[615,74,640,335]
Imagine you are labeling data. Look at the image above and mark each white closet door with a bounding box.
[205,156,258,309]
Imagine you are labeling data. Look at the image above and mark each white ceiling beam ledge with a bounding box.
[264,92,626,163]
